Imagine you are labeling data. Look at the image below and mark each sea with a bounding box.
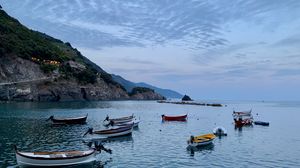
[0,100,299,167]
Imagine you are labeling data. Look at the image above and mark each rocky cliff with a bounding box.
[129,87,165,100]
[112,74,183,98]
[0,9,164,102]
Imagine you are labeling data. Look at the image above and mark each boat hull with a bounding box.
[254,121,269,126]
[234,118,253,127]
[187,134,216,148]
[103,118,133,127]
[16,150,96,167]
[112,119,140,128]
[50,115,87,125]
[188,139,214,147]
[162,114,187,121]
[94,125,133,138]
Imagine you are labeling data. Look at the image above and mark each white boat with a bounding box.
[107,119,140,128]
[15,146,96,167]
[187,134,216,148]
[84,124,134,138]
[213,127,227,136]
[103,115,134,126]
[233,110,253,127]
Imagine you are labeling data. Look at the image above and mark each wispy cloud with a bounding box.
[273,35,300,47]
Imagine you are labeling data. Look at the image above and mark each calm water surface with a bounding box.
[0,100,300,167]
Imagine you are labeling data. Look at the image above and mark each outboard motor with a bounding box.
[83,128,93,137]
[46,116,54,121]
[190,136,194,144]
[94,141,112,154]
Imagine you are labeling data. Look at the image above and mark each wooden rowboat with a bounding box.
[84,124,134,138]
[233,110,253,127]
[162,114,187,121]
[46,114,88,124]
[103,115,134,126]
[187,134,216,147]
[105,119,140,128]
[105,115,134,121]
[14,146,96,167]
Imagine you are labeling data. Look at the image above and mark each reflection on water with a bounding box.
[1,101,300,167]
[187,143,214,157]
[84,135,134,145]
[8,160,112,168]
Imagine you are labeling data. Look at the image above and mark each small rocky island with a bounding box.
[0,9,164,102]
[182,95,192,101]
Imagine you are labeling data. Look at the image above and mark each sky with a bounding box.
[1,0,300,101]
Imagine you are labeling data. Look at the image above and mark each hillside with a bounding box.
[0,9,164,101]
[112,74,183,98]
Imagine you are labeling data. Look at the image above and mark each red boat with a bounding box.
[162,114,187,121]
[234,118,253,127]
[233,110,253,127]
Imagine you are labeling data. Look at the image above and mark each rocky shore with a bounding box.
[0,79,164,102]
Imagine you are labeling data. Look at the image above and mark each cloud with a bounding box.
[2,0,230,49]
[3,0,300,100]
[273,35,300,47]
[273,69,300,77]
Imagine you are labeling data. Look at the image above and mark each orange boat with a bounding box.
[162,114,187,121]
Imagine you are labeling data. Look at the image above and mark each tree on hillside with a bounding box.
[0,5,2,9]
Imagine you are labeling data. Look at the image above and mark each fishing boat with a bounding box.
[84,124,134,138]
[46,114,88,124]
[187,134,216,147]
[254,121,269,126]
[161,114,187,121]
[106,119,140,128]
[14,142,111,167]
[213,127,227,136]
[103,115,134,126]
[233,110,253,127]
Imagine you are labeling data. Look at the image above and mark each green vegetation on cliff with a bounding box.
[0,9,123,88]
[129,87,154,96]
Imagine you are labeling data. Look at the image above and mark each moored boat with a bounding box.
[46,114,88,125]
[14,146,96,167]
[103,115,134,126]
[233,110,253,127]
[213,127,227,136]
[106,119,140,128]
[187,134,216,147]
[84,124,134,138]
[14,143,111,167]
[162,114,187,121]
[254,121,269,126]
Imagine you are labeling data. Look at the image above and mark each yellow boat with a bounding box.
[187,133,216,147]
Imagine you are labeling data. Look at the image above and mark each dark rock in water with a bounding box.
[182,95,192,101]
